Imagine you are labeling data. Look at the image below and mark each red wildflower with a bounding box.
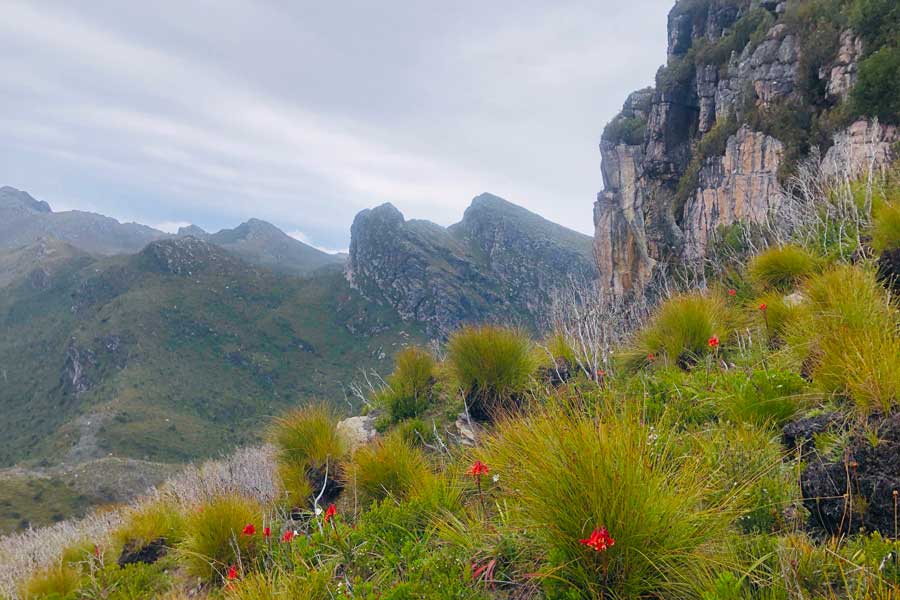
[241,523,256,536]
[467,460,489,479]
[281,530,295,543]
[708,336,720,349]
[263,526,271,538]
[226,565,239,580]
[728,288,737,296]
[647,353,655,362]
[579,527,615,553]
[93,544,101,558]
[759,303,768,312]
[597,369,606,378]
[324,503,337,523]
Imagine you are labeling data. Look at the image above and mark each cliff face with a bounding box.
[595,0,899,297]
[348,194,597,337]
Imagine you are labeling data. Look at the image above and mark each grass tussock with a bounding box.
[748,244,820,292]
[626,293,733,369]
[344,431,432,507]
[18,562,81,600]
[447,325,536,421]
[110,500,185,558]
[179,494,263,581]
[715,369,811,427]
[377,346,436,422]
[483,402,738,598]
[270,404,346,508]
[785,264,900,413]
[871,199,900,254]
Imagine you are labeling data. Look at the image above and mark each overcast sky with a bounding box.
[0,0,670,252]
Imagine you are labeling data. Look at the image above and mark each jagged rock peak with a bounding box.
[138,236,240,276]
[0,186,52,213]
[176,224,208,238]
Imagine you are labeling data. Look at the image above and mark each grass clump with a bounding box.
[715,369,811,427]
[376,346,436,422]
[871,198,900,254]
[344,431,432,507]
[110,500,185,559]
[447,325,536,422]
[179,494,263,581]
[270,404,346,508]
[626,293,732,369]
[785,264,900,413]
[483,403,737,598]
[748,245,820,292]
[18,562,81,599]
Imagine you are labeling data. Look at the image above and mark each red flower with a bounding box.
[281,530,295,543]
[647,353,655,362]
[759,303,768,312]
[241,523,256,536]
[324,503,337,523]
[226,565,239,580]
[728,288,737,296]
[467,460,490,479]
[93,544,101,558]
[579,527,615,553]
[596,369,606,378]
[708,336,720,349]
[263,526,271,538]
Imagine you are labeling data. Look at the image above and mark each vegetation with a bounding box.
[179,494,263,581]
[376,346,437,422]
[747,244,820,291]
[344,431,433,507]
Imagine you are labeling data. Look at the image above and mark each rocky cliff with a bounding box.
[348,194,597,337]
[595,0,900,297]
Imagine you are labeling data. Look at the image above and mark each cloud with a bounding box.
[152,221,192,234]
[287,231,349,256]
[0,0,671,250]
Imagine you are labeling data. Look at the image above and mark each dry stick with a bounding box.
[312,459,330,536]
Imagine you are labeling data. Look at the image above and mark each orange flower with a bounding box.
[708,336,720,349]
[579,527,615,552]
[241,523,256,536]
[324,503,337,523]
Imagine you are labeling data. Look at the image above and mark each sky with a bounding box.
[0,0,671,253]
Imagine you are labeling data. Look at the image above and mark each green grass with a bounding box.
[748,245,820,292]
[714,369,811,427]
[270,404,346,509]
[871,198,900,254]
[19,563,81,599]
[376,346,436,422]
[110,500,186,558]
[447,325,537,422]
[0,474,91,534]
[344,431,432,507]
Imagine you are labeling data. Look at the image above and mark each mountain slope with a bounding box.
[348,194,597,336]
[0,237,422,468]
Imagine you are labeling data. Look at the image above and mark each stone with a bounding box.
[118,537,168,567]
[824,30,863,103]
[336,415,379,451]
[455,412,484,446]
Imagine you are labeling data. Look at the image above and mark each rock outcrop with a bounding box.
[348,194,597,336]
[594,0,899,297]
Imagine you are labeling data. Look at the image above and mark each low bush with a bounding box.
[748,245,820,292]
[852,46,900,125]
[179,494,264,581]
[871,199,900,254]
[626,293,733,369]
[447,325,536,422]
[483,403,737,598]
[18,563,81,599]
[344,431,432,507]
[225,570,332,600]
[756,290,804,344]
[377,346,436,422]
[785,265,900,413]
[716,369,811,427]
[110,500,185,559]
[270,404,346,508]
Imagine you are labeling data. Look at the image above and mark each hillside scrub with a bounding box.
[343,431,433,507]
[747,245,820,292]
[376,346,436,422]
[179,494,264,581]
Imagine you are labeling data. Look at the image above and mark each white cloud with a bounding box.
[287,231,349,255]
[152,221,192,234]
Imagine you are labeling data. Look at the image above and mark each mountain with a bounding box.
[204,219,345,276]
[348,193,597,336]
[0,186,166,256]
[594,0,900,298]
[0,236,422,469]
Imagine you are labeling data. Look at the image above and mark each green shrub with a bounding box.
[716,369,810,426]
[224,570,332,600]
[785,265,900,413]
[871,199,900,253]
[377,347,436,422]
[852,46,900,125]
[756,290,804,344]
[179,494,264,581]
[345,431,432,507]
[626,294,733,369]
[483,403,736,598]
[447,325,536,422]
[602,115,647,146]
[110,500,185,558]
[748,245,820,292]
[18,563,81,599]
[850,0,900,54]
[270,404,346,508]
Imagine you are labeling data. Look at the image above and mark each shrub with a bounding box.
[602,115,647,146]
[852,46,900,125]
[377,347,436,422]
[871,199,900,253]
[483,403,736,598]
[757,290,804,344]
[225,570,332,600]
[748,245,820,292]
[344,431,432,507]
[626,294,733,369]
[18,563,81,599]
[179,494,264,581]
[270,404,346,508]
[111,500,185,558]
[785,265,900,413]
[447,325,536,422]
[715,369,811,426]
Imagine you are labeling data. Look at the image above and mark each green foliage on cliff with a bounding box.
[601,115,647,146]
[853,47,900,125]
